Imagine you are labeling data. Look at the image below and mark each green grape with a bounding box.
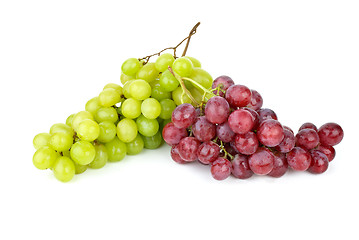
[117,118,138,143]
[120,73,135,85]
[50,123,74,136]
[142,131,163,149]
[105,137,127,162]
[184,56,201,68]
[98,88,122,107]
[73,160,87,174]
[88,144,108,169]
[33,133,51,149]
[103,83,123,94]
[172,57,194,77]
[189,87,203,104]
[77,119,100,142]
[95,107,118,123]
[136,114,159,137]
[155,53,175,72]
[189,68,213,90]
[33,146,58,170]
[159,69,179,92]
[49,132,73,152]
[129,79,151,100]
[136,62,159,83]
[122,80,133,98]
[70,140,96,165]
[151,83,172,101]
[121,58,141,76]
[126,134,144,155]
[141,98,161,119]
[172,87,192,106]
[160,118,172,132]
[149,79,160,88]
[97,121,117,143]
[52,156,75,182]
[159,99,176,119]
[72,111,94,131]
[121,98,142,119]
[66,114,75,127]
[85,97,101,116]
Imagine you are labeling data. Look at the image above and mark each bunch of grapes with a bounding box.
[32,53,214,182]
[163,76,344,180]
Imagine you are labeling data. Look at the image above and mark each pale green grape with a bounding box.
[103,83,123,95]
[98,88,122,107]
[126,134,144,155]
[77,119,100,142]
[172,57,194,77]
[95,107,118,123]
[88,144,108,169]
[184,56,201,68]
[97,121,117,143]
[123,80,133,98]
[70,140,96,165]
[151,83,172,101]
[190,87,204,104]
[172,87,192,106]
[121,58,141,76]
[66,114,75,127]
[105,137,127,162]
[52,156,75,182]
[72,111,94,131]
[120,73,135,85]
[33,133,51,149]
[129,79,151,100]
[159,69,179,92]
[117,118,138,143]
[136,114,159,137]
[142,131,162,149]
[141,98,161,119]
[189,68,213,90]
[85,97,101,116]
[155,53,175,72]
[159,99,176,119]
[50,123,74,136]
[73,160,87,174]
[33,146,58,170]
[121,98,142,119]
[136,62,159,83]
[49,132,73,152]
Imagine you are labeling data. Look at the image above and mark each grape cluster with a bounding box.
[33,54,213,182]
[163,76,344,180]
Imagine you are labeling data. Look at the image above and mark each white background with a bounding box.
[1,0,358,239]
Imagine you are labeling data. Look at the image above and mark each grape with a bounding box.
[212,75,234,97]
[129,79,152,100]
[178,137,200,162]
[136,114,159,137]
[317,144,335,162]
[216,121,235,143]
[234,131,259,155]
[76,119,100,142]
[296,129,319,150]
[142,131,163,149]
[243,107,260,130]
[248,147,275,175]
[308,150,329,174]
[170,145,187,164]
[141,98,161,119]
[159,69,179,92]
[257,108,278,122]
[231,154,253,179]
[211,157,232,180]
[72,111,94,131]
[52,156,75,182]
[105,137,127,162]
[155,53,175,72]
[192,116,216,142]
[122,80,133,98]
[228,109,255,134]
[33,133,51,149]
[151,83,172,101]
[121,58,141,76]
[136,62,159,83]
[184,56,201,68]
[274,129,295,153]
[49,132,73,152]
[121,98,142,119]
[172,57,193,77]
[171,103,196,128]
[204,96,230,124]
[85,97,101,116]
[50,123,74,135]
[73,160,87,174]
[117,118,138,143]
[66,114,75,127]
[225,84,252,108]
[95,107,118,123]
[299,122,318,132]
[126,134,144,155]
[283,126,294,134]
[247,90,263,111]
[97,121,117,143]
[159,99,176,119]
[172,86,192,106]
[98,88,122,107]
[162,122,188,146]
[33,146,58,170]
[70,140,96,165]
[318,122,344,146]
[267,152,288,177]
[103,83,123,94]
[88,144,108,169]
[197,141,220,165]
[286,147,312,171]
[257,119,284,147]
[189,68,213,90]
[120,73,135,85]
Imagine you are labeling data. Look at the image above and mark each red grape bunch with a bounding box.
[162,75,344,180]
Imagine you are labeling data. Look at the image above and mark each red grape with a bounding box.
[317,144,336,162]
[234,132,259,155]
[225,84,252,108]
[212,75,235,96]
[257,108,278,122]
[299,122,318,132]
[170,145,187,164]
[197,141,221,165]
[247,89,263,111]
[283,126,294,134]
[177,137,200,162]
[308,149,329,174]
[162,122,188,146]
[192,116,216,142]
[296,128,319,150]
[171,103,196,129]
[228,109,255,134]
[248,147,275,175]
[216,121,236,143]
[204,96,230,124]
[274,129,295,153]
[318,122,344,146]
[211,157,232,180]
[243,107,260,130]
[287,147,312,171]
[231,154,253,179]
[268,152,288,178]
[257,119,284,147]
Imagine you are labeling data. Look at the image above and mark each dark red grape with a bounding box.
[177,137,200,162]
[216,122,236,143]
[225,84,252,108]
[228,109,255,134]
[212,75,235,96]
[286,147,312,171]
[204,96,230,124]
[211,157,232,180]
[296,129,319,150]
[247,89,263,111]
[243,107,260,130]
[299,122,318,132]
[257,108,278,122]
[317,144,336,162]
[170,145,187,164]
[171,103,196,129]
[234,132,259,155]
[318,123,344,146]
[192,116,216,142]
[248,147,275,175]
[162,122,188,146]
[274,129,296,153]
[231,154,253,179]
[308,149,329,174]
[257,119,284,147]
[268,152,288,178]
[197,141,221,165]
